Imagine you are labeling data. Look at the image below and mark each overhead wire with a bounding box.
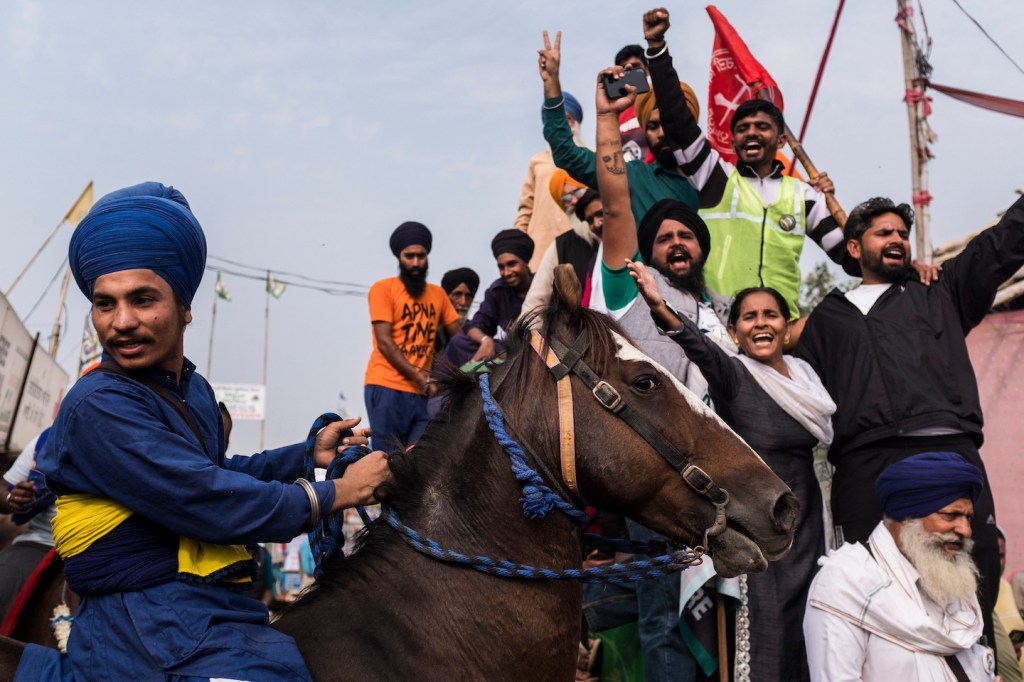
[205,265,367,297]
[207,254,368,289]
[948,0,1024,78]
[21,257,69,323]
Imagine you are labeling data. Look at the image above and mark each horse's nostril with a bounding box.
[772,492,800,532]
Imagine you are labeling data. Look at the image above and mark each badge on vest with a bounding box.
[778,214,797,232]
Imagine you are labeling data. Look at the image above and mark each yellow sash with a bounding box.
[53,494,253,584]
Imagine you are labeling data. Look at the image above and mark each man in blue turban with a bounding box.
[805,452,995,681]
[20,182,391,681]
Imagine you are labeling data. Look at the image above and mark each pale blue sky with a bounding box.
[2,0,1021,454]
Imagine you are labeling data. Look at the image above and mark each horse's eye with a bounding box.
[632,375,660,392]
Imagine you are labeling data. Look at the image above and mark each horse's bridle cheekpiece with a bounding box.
[532,328,730,547]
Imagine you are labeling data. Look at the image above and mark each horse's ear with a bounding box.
[552,264,582,315]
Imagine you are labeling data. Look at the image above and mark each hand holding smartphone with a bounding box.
[602,68,650,99]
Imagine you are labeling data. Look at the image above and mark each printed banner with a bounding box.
[212,382,266,421]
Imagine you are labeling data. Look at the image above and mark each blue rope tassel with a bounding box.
[479,373,590,524]
[302,413,370,579]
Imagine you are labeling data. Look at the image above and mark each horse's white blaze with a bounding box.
[610,332,764,463]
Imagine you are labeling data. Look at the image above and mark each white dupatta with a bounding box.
[736,354,836,445]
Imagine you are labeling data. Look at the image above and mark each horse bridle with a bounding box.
[528,328,731,544]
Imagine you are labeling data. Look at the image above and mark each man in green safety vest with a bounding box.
[640,8,850,332]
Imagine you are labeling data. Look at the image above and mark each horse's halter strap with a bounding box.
[533,329,730,516]
[529,332,578,491]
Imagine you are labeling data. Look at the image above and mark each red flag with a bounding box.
[706,5,784,164]
[929,82,1024,119]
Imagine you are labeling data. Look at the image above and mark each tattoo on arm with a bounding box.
[601,152,626,175]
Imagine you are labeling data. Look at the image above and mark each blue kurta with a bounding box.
[25,355,333,680]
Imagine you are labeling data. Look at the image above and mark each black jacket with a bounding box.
[795,196,1024,462]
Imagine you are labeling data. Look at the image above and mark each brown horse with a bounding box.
[0,551,78,650]
[273,267,797,680]
[0,266,797,680]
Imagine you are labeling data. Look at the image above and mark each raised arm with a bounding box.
[539,31,599,188]
[628,259,741,399]
[596,66,641,271]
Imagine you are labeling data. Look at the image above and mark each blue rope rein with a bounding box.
[478,373,590,524]
[302,413,370,579]
[379,505,698,584]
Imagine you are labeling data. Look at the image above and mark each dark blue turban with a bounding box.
[491,229,534,264]
[389,221,432,256]
[876,452,986,520]
[69,182,206,307]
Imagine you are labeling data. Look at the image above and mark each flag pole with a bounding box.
[7,181,93,297]
[757,89,847,226]
[896,0,933,263]
[260,270,271,451]
[716,592,728,682]
[48,267,74,358]
[207,286,218,379]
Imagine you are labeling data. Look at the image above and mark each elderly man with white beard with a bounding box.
[804,452,996,681]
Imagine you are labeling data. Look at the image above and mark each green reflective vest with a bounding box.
[700,169,806,318]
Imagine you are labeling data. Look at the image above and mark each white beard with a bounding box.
[898,518,979,607]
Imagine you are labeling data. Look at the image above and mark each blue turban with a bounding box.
[875,452,986,521]
[69,182,207,307]
[541,90,583,125]
[389,221,432,256]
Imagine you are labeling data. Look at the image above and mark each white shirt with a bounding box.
[844,283,894,315]
[804,523,994,681]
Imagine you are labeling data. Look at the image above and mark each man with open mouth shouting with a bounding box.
[796,193,1024,651]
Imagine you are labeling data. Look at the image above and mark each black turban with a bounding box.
[637,199,710,265]
[389,221,432,256]
[490,229,534,264]
[875,452,985,520]
[441,268,480,296]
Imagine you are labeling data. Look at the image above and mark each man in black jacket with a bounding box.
[796,194,1024,641]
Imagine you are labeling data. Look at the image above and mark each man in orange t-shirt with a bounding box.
[364,221,461,450]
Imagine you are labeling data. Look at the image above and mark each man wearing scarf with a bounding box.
[443,230,534,367]
[365,221,462,451]
[19,182,390,681]
[805,452,996,681]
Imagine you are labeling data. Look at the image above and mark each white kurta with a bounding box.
[804,523,995,681]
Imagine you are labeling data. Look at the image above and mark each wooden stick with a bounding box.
[716,591,728,682]
[756,88,847,227]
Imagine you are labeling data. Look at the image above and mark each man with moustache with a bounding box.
[444,229,535,366]
[440,267,480,329]
[640,8,845,322]
[805,453,996,681]
[365,221,462,450]
[19,182,390,681]
[797,195,1024,647]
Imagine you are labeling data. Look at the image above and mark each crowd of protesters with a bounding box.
[356,6,1024,681]
[3,5,1024,682]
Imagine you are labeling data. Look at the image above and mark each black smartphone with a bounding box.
[603,68,650,99]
